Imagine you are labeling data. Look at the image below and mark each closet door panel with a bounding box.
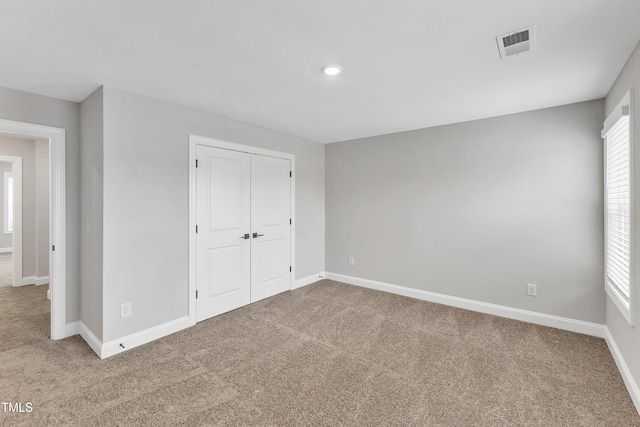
[196,146,251,321]
[250,155,291,302]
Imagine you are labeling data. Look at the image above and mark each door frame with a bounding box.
[0,119,66,340]
[188,135,295,326]
[0,155,22,287]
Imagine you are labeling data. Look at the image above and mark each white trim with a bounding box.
[62,321,102,356]
[20,275,50,286]
[189,135,296,161]
[4,170,13,234]
[63,320,81,338]
[188,135,295,327]
[606,284,634,325]
[0,119,66,340]
[293,272,326,290]
[101,316,190,359]
[0,247,12,253]
[0,156,22,289]
[12,159,21,289]
[50,126,66,340]
[604,327,640,415]
[290,156,296,287]
[325,272,606,338]
[35,276,49,286]
[66,318,190,359]
[20,276,35,286]
[79,322,103,357]
[188,138,197,326]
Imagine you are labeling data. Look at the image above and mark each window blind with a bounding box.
[605,111,632,317]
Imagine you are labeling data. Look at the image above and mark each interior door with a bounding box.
[196,146,251,321]
[250,155,291,302]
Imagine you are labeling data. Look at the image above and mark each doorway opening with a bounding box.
[0,119,66,340]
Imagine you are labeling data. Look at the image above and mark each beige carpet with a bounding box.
[1,280,638,426]
[0,284,50,352]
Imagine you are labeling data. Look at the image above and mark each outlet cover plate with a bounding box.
[121,302,132,318]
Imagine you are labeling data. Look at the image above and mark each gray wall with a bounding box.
[80,87,104,340]
[100,86,325,342]
[0,161,13,249]
[0,86,80,322]
[326,99,605,323]
[605,40,640,400]
[0,135,49,279]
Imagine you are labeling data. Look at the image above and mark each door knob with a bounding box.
[240,233,250,239]
[252,233,264,238]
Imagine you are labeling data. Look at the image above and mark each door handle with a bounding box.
[252,233,264,238]
[240,233,250,240]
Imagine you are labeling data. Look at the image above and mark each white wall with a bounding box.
[326,99,605,323]
[605,40,640,405]
[0,86,80,322]
[0,161,13,249]
[80,87,104,340]
[98,86,324,342]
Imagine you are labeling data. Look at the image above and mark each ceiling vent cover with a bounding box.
[496,25,536,59]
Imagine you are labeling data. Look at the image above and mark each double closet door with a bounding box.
[196,145,291,322]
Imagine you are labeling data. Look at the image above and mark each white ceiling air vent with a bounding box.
[496,25,536,59]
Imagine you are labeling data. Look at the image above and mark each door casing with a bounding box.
[188,135,295,326]
[0,119,66,340]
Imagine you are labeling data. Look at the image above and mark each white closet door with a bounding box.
[196,146,251,321]
[250,155,291,302]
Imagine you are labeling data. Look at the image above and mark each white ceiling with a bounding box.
[1,0,639,143]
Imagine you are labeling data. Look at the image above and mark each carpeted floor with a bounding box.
[0,284,50,352]
[1,280,639,426]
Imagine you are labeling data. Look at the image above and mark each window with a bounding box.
[603,89,634,325]
[3,171,13,234]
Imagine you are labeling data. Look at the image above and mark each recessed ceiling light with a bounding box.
[322,64,342,76]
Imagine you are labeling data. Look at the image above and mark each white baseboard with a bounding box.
[12,278,30,287]
[34,276,49,286]
[60,321,103,357]
[293,271,326,290]
[80,322,103,357]
[0,247,12,253]
[66,318,189,359]
[101,316,190,359]
[325,272,606,338]
[604,327,640,415]
[63,320,81,338]
[19,275,50,286]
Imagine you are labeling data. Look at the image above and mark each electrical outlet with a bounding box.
[348,257,355,266]
[121,302,132,318]
[527,283,537,297]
